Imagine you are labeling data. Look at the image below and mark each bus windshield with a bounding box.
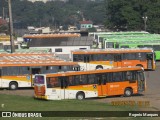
[34,75,45,84]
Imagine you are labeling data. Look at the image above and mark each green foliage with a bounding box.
[0,0,159,33]
[105,0,160,33]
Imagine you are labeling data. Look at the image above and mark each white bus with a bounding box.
[34,66,145,100]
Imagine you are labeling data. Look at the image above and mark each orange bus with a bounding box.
[0,52,78,90]
[34,66,145,100]
[71,48,156,71]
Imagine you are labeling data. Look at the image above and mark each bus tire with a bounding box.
[136,64,143,67]
[96,65,103,70]
[124,88,132,97]
[9,82,18,90]
[76,92,85,100]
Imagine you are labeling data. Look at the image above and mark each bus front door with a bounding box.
[114,54,122,67]
[97,74,107,96]
[137,71,145,92]
[84,55,90,70]
[60,77,69,99]
[146,53,153,69]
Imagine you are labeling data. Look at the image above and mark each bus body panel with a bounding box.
[155,51,160,60]
[78,62,113,71]
[1,75,32,88]
[106,81,138,96]
[36,88,98,100]
[97,84,107,96]
[121,60,147,69]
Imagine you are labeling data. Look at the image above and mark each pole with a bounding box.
[144,20,147,31]
[8,0,15,53]
[142,16,148,32]
[3,7,5,19]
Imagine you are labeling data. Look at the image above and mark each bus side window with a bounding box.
[96,74,101,85]
[47,78,52,88]
[107,72,113,82]
[113,72,122,82]
[59,77,69,88]
[73,55,78,61]
[63,77,69,88]
[146,53,153,60]
[79,55,84,62]
[73,75,81,85]
[126,71,136,82]
[105,73,109,83]
[47,77,60,88]
[126,71,132,81]
[120,45,129,48]
[68,76,74,86]
[102,74,106,84]
[88,74,96,84]
[139,53,146,61]
[90,54,94,61]
[122,72,127,81]
[80,75,88,85]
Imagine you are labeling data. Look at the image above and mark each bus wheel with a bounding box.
[124,88,132,97]
[96,65,103,70]
[76,92,85,100]
[9,82,18,90]
[136,64,143,67]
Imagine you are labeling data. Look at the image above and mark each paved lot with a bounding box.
[0,62,160,111]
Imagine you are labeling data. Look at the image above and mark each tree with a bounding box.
[105,0,160,33]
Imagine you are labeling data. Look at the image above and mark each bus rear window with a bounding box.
[35,76,44,84]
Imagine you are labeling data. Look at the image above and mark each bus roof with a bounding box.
[44,66,143,77]
[0,53,77,67]
[92,31,149,35]
[0,61,77,67]
[118,41,160,45]
[0,52,53,56]
[0,48,52,54]
[23,33,81,39]
[104,36,160,41]
[72,48,153,54]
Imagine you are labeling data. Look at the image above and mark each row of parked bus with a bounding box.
[33,47,155,100]
[34,32,157,100]
[1,31,156,100]
[91,31,160,60]
[0,47,155,100]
